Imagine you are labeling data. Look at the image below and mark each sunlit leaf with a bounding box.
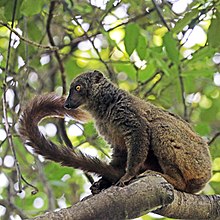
[84,122,97,136]
[124,23,140,56]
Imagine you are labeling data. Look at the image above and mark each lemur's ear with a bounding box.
[93,70,103,83]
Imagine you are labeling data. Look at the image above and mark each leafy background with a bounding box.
[0,0,220,219]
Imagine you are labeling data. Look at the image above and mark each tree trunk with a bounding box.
[32,172,220,220]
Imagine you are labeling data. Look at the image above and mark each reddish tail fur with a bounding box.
[18,93,121,182]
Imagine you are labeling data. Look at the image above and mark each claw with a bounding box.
[90,178,112,195]
[115,180,125,187]
[115,173,135,187]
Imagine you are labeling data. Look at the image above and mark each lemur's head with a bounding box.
[64,70,104,109]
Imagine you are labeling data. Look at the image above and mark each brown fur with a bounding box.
[64,70,212,193]
[19,70,212,194]
[19,93,123,183]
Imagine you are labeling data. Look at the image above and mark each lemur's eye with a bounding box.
[75,85,81,92]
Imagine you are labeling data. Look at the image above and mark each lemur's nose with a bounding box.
[64,101,71,109]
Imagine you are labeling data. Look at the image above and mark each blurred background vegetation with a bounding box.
[0,0,220,219]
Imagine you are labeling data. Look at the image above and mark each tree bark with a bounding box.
[32,173,220,220]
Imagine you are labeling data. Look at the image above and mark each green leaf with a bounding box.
[115,63,136,80]
[27,21,42,41]
[150,47,173,76]
[210,182,220,194]
[194,122,211,136]
[20,0,44,16]
[182,68,214,77]
[105,0,116,11]
[44,163,73,181]
[0,0,7,7]
[191,46,215,62]
[163,32,179,64]
[124,23,140,56]
[84,122,97,136]
[4,0,22,20]
[0,7,7,22]
[136,34,147,60]
[208,12,220,48]
[210,145,220,159]
[173,8,198,33]
[138,61,156,82]
[155,58,172,76]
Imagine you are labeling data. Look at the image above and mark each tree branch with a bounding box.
[177,65,188,120]
[209,131,220,145]
[46,0,66,94]
[0,22,58,51]
[151,0,170,31]
[31,173,220,220]
[0,199,28,219]
[2,0,22,193]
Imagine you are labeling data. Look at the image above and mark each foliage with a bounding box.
[0,0,220,219]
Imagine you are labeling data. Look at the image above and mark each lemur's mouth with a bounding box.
[64,99,81,110]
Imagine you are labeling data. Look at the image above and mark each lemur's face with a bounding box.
[64,70,103,109]
[64,75,89,109]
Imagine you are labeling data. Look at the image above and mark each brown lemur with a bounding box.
[19,70,212,194]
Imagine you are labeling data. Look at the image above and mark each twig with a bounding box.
[46,1,75,151]
[36,159,55,210]
[46,0,66,94]
[133,69,163,96]
[96,1,121,33]
[0,21,58,51]
[0,138,7,148]
[151,0,170,31]
[58,120,73,148]
[0,199,28,219]
[79,20,114,79]
[177,65,188,120]
[65,7,115,80]
[209,132,220,145]
[21,175,38,195]
[60,8,155,50]
[107,8,155,33]
[70,54,131,63]
[143,72,165,98]
[45,2,95,185]
[2,0,22,193]
[3,0,38,194]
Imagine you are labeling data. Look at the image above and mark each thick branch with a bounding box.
[156,190,220,219]
[31,173,220,220]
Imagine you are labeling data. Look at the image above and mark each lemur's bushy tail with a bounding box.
[19,93,121,182]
